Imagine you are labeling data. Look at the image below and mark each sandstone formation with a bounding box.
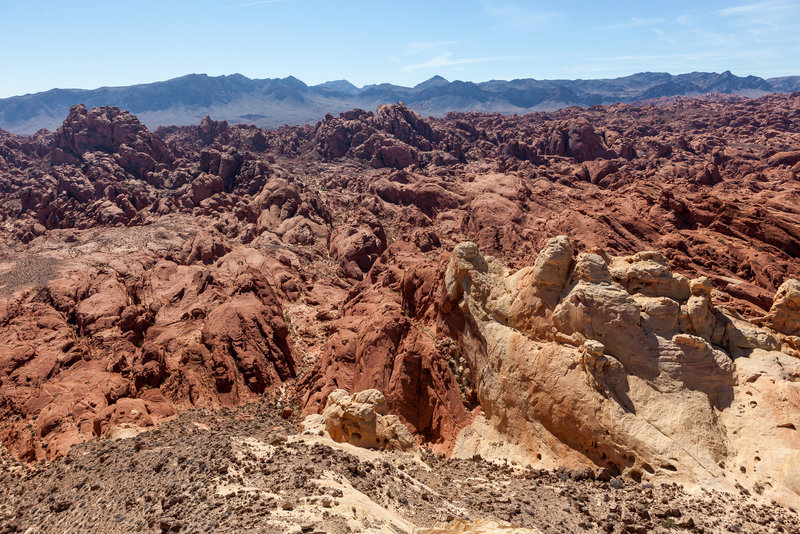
[443,238,800,505]
[300,388,417,452]
[755,278,800,338]
[0,240,296,460]
[0,92,800,528]
[299,242,471,453]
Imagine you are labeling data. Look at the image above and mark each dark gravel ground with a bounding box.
[0,255,61,297]
[0,399,797,534]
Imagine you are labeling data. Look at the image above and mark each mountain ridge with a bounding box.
[1,70,799,135]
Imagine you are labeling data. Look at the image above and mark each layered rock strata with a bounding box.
[444,238,800,505]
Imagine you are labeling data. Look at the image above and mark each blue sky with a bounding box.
[1,0,799,97]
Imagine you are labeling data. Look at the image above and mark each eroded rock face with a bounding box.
[0,244,296,461]
[52,104,171,176]
[300,389,417,451]
[2,94,800,507]
[313,103,453,169]
[443,238,800,505]
[756,279,800,337]
[544,119,616,162]
[300,243,470,453]
[328,220,387,280]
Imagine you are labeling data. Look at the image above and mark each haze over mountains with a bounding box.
[1,70,799,135]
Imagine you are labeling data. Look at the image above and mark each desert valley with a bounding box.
[0,83,798,532]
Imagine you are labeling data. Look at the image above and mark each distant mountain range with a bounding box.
[1,71,799,135]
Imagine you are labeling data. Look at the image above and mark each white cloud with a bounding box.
[718,1,786,16]
[482,2,559,31]
[719,0,800,37]
[404,41,460,56]
[603,17,664,30]
[402,52,523,72]
[234,0,286,7]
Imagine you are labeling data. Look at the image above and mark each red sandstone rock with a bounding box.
[328,221,387,280]
[767,150,800,167]
[300,243,470,451]
[1,93,800,467]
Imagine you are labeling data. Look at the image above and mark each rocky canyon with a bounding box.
[0,91,800,533]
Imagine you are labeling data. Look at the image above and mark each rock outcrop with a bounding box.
[299,242,470,453]
[0,241,296,460]
[301,389,417,452]
[52,104,171,176]
[1,92,800,522]
[444,238,800,505]
[755,279,800,338]
[313,103,457,169]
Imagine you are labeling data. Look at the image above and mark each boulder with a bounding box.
[767,150,800,167]
[183,228,231,264]
[756,279,800,336]
[304,389,417,452]
[328,222,387,280]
